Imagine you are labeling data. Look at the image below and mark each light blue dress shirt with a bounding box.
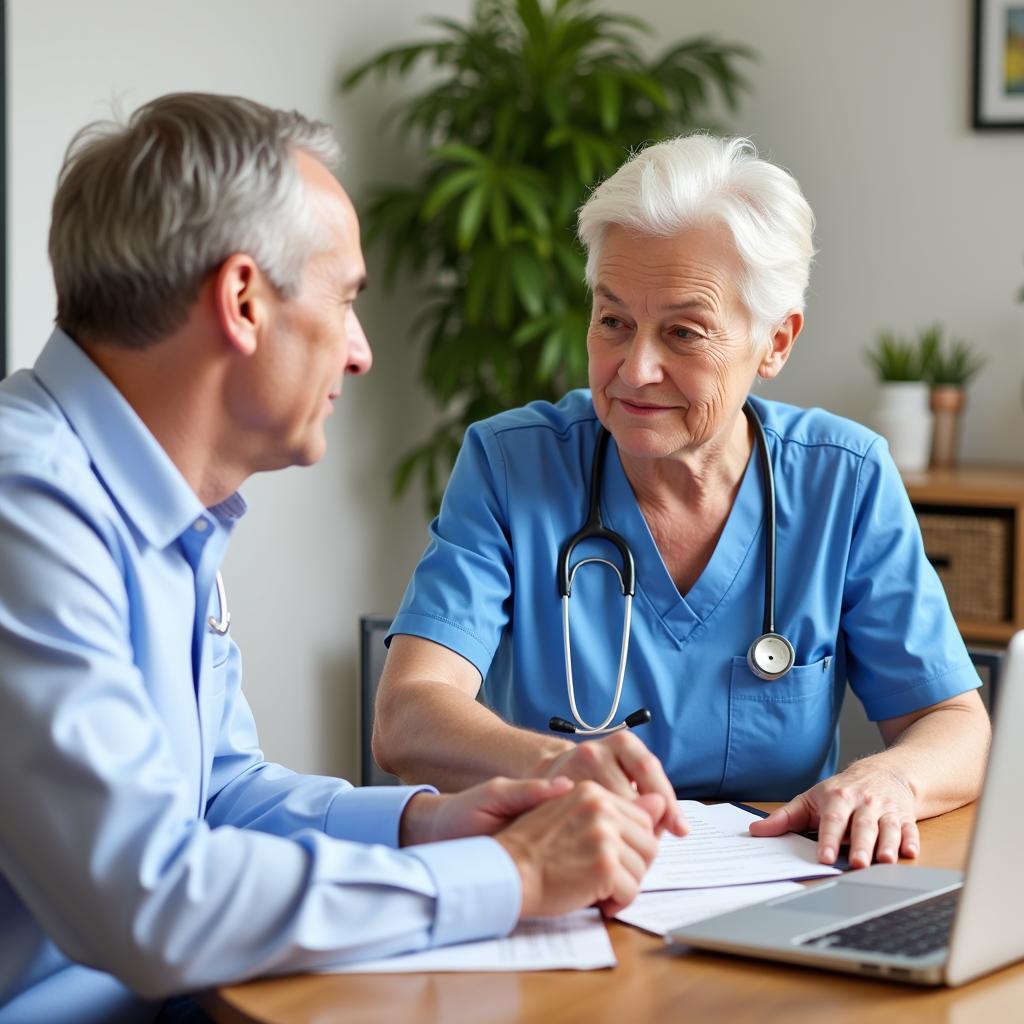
[390,390,979,799]
[0,331,520,1023]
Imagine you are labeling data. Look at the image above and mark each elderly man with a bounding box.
[0,93,663,1023]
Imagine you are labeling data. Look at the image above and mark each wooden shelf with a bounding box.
[901,464,1024,648]
[952,619,1017,644]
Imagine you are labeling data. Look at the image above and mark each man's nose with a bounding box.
[346,313,372,375]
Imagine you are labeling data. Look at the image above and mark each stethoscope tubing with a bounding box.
[745,401,777,637]
[561,589,632,732]
[553,399,794,734]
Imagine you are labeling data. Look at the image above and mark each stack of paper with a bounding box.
[615,882,804,936]
[322,909,616,973]
[641,801,841,891]
[617,801,839,937]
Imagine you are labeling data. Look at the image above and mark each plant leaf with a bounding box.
[504,174,551,235]
[342,0,756,516]
[457,182,490,250]
[489,187,511,246]
[421,167,481,221]
[594,73,622,133]
[507,246,547,316]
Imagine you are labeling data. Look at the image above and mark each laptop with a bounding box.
[666,631,1024,987]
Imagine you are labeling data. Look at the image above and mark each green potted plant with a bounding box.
[342,0,753,512]
[865,330,932,473]
[919,325,985,469]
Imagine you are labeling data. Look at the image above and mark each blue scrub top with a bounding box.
[389,390,979,800]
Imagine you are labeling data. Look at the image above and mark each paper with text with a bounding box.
[321,909,615,973]
[615,881,803,936]
[640,801,842,891]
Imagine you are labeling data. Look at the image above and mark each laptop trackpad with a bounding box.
[784,882,923,917]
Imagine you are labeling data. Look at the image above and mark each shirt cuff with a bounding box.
[324,785,437,847]
[404,836,522,948]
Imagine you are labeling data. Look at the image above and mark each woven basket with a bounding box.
[917,511,1012,622]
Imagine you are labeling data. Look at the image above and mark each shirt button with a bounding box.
[193,518,209,533]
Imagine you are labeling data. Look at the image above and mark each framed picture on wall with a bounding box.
[973,0,1024,128]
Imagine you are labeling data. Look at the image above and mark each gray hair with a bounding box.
[49,92,340,348]
[577,134,815,348]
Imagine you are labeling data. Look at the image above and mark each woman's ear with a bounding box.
[213,254,266,357]
[758,310,804,380]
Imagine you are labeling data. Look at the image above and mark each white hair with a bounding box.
[49,92,340,348]
[577,134,815,348]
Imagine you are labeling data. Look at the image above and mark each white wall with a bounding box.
[631,0,1024,459]
[8,1,1024,779]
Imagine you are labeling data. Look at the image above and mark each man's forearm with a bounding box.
[374,682,573,790]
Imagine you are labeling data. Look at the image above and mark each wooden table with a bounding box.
[205,804,1024,1023]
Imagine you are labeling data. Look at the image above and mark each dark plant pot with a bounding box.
[929,386,967,469]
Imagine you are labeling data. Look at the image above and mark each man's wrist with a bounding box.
[494,831,537,917]
[399,791,443,847]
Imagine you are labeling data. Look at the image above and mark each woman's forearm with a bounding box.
[373,636,572,790]
[374,679,572,789]
[873,692,991,820]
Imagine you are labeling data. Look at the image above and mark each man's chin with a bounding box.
[294,441,327,468]
[259,439,326,473]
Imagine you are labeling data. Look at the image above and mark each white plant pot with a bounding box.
[871,382,933,473]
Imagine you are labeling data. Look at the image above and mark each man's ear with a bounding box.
[758,310,803,381]
[213,254,266,356]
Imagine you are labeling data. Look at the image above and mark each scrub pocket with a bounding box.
[722,655,837,800]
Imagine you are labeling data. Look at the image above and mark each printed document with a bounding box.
[615,881,803,936]
[322,909,615,973]
[641,801,841,891]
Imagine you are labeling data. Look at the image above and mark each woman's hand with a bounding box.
[748,761,920,869]
[540,732,688,837]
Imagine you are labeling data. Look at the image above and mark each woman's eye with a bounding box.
[671,326,701,341]
[599,315,623,330]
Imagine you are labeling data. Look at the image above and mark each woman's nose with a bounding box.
[617,331,663,388]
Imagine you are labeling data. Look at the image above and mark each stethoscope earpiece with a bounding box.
[548,716,579,734]
[548,707,651,735]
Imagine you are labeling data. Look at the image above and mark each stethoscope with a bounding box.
[208,571,231,635]
[549,400,795,736]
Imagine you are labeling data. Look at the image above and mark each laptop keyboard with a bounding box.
[801,889,960,959]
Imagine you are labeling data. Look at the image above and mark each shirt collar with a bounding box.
[33,328,246,550]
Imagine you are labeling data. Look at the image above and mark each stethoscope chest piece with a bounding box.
[747,632,795,681]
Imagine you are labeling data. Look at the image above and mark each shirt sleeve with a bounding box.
[204,639,437,847]
[841,439,981,721]
[388,422,513,676]
[0,472,520,999]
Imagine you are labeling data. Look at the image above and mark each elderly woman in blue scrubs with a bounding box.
[374,134,991,870]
